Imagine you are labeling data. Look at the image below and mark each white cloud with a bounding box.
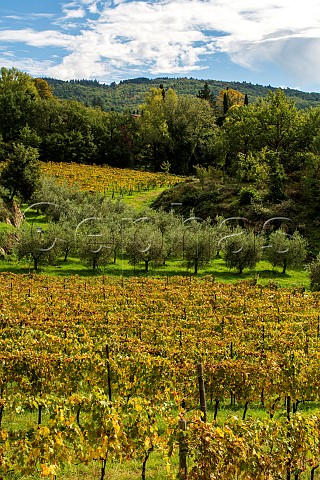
[88,3,100,14]
[55,0,320,84]
[0,54,55,77]
[63,8,86,19]
[0,28,75,49]
[2,0,320,87]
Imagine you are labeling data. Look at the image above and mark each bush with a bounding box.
[238,187,260,206]
[309,254,320,291]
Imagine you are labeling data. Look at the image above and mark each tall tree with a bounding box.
[217,88,245,114]
[255,89,301,171]
[197,82,214,106]
[0,143,40,201]
[138,87,171,171]
[0,67,40,142]
[302,153,320,213]
[223,92,229,115]
[264,149,286,202]
[219,103,260,174]
[33,78,53,99]
[166,95,216,174]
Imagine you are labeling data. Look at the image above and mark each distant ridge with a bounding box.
[44,76,320,112]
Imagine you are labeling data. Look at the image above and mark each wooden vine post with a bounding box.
[197,363,207,422]
[178,418,187,479]
[106,344,112,402]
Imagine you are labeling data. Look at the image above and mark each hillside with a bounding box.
[44,76,320,112]
[2,67,320,257]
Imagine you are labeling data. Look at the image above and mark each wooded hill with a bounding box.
[2,67,320,255]
[44,76,320,112]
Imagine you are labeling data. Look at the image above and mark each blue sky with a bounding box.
[0,0,320,92]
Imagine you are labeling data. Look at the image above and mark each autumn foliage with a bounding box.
[1,274,320,478]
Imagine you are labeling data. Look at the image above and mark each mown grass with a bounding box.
[0,255,309,289]
[4,454,173,480]
[119,187,167,209]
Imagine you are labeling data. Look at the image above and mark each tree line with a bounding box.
[1,66,320,180]
[46,76,320,111]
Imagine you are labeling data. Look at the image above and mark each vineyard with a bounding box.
[1,273,320,479]
[40,162,184,197]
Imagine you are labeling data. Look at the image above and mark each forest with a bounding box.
[1,66,320,253]
[45,76,320,111]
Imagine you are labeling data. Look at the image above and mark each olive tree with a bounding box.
[15,223,60,271]
[76,219,115,270]
[222,229,264,274]
[179,218,214,274]
[264,230,307,274]
[125,219,168,272]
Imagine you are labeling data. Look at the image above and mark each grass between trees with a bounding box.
[0,256,310,290]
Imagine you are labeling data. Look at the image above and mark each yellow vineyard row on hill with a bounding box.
[41,162,184,194]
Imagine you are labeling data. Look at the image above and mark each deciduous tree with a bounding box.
[0,143,40,201]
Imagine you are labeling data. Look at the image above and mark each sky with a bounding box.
[0,0,320,92]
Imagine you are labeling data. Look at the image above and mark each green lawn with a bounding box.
[0,255,310,289]
[119,187,167,209]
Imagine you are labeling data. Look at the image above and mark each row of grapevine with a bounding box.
[41,162,183,194]
[1,273,320,478]
[1,397,320,479]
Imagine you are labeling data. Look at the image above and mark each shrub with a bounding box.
[309,254,320,291]
[238,187,260,206]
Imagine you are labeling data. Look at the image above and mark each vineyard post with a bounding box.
[106,344,112,402]
[286,395,292,480]
[0,386,4,428]
[38,403,43,425]
[287,395,291,421]
[311,465,319,479]
[214,399,219,420]
[230,342,236,406]
[197,363,207,422]
[178,418,187,479]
